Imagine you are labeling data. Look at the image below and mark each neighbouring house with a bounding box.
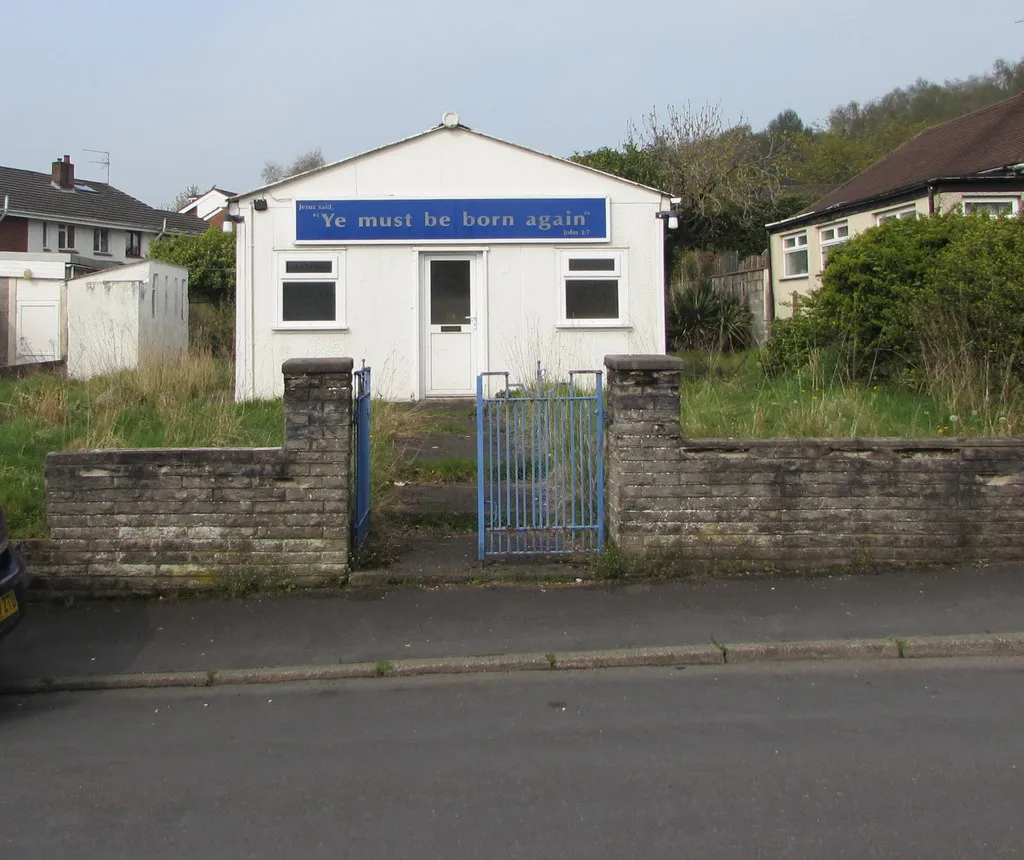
[0,154,206,365]
[177,186,235,230]
[66,260,189,379]
[767,91,1024,320]
[231,112,672,401]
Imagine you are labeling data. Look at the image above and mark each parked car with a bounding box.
[0,509,26,641]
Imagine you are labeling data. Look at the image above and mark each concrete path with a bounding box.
[2,562,1024,688]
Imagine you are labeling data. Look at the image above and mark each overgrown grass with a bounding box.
[0,352,424,538]
[679,349,1022,438]
[398,456,477,483]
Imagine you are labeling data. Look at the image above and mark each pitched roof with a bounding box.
[805,91,1024,214]
[233,122,671,200]
[0,165,208,234]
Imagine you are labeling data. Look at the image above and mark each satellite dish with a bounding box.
[441,111,460,128]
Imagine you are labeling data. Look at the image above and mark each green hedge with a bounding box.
[762,213,1024,383]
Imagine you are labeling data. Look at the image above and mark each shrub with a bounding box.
[668,278,751,352]
[768,213,1024,383]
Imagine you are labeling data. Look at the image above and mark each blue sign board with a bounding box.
[295,198,609,243]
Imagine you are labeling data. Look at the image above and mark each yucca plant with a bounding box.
[668,278,751,352]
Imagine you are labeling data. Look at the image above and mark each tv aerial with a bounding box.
[84,149,110,184]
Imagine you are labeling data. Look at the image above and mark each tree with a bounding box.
[164,183,201,213]
[147,229,236,305]
[627,102,785,252]
[261,148,326,184]
[571,143,663,189]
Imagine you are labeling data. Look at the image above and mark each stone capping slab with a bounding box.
[675,438,1024,454]
[604,354,688,372]
[281,357,354,374]
[48,448,283,466]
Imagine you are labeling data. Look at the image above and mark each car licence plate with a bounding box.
[0,591,18,623]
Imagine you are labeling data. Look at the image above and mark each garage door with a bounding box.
[16,300,61,363]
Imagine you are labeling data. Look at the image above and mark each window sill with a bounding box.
[273,324,349,333]
[93,252,113,257]
[556,322,633,331]
[125,254,142,259]
[779,274,809,282]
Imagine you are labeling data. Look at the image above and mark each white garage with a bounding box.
[230,114,672,401]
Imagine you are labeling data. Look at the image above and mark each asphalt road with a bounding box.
[2,659,1023,859]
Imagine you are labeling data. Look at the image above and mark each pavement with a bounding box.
[3,561,1024,692]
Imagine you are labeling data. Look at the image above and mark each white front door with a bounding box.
[422,255,477,397]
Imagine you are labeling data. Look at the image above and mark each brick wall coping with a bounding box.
[281,357,354,374]
[676,438,1024,452]
[47,448,282,466]
[604,354,688,372]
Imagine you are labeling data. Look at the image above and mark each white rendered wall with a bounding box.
[24,219,155,263]
[234,128,668,400]
[67,260,188,378]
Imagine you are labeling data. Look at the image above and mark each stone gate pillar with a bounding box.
[603,355,686,553]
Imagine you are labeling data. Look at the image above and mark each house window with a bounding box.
[559,251,626,326]
[963,197,1019,218]
[819,222,850,267]
[93,228,110,254]
[278,253,343,328]
[126,231,142,258]
[782,232,808,277]
[57,223,76,250]
[876,206,918,225]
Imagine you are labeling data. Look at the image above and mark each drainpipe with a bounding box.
[155,216,168,241]
[764,236,776,331]
[0,194,9,224]
[927,184,936,216]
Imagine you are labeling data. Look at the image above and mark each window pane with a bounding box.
[430,260,471,325]
[565,279,619,320]
[568,258,616,272]
[785,249,808,276]
[285,259,333,274]
[965,201,1014,217]
[282,281,336,321]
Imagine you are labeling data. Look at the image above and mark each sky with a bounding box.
[3,0,1024,207]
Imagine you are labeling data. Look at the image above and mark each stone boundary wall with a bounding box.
[23,358,353,597]
[604,355,1024,572]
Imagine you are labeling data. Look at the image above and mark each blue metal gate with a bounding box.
[476,365,604,559]
[352,363,371,553]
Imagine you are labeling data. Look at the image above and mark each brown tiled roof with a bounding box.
[805,91,1024,214]
[0,165,208,235]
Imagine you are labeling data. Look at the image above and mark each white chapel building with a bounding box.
[230,113,672,401]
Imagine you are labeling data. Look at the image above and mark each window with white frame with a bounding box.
[93,227,109,254]
[963,197,1019,218]
[57,223,76,250]
[819,222,850,267]
[126,230,142,258]
[278,253,343,328]
[876,206,918,225]
[782,232,808,277]
[559,251,626,325]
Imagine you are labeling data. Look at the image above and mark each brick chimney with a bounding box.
[50,155,74,190]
